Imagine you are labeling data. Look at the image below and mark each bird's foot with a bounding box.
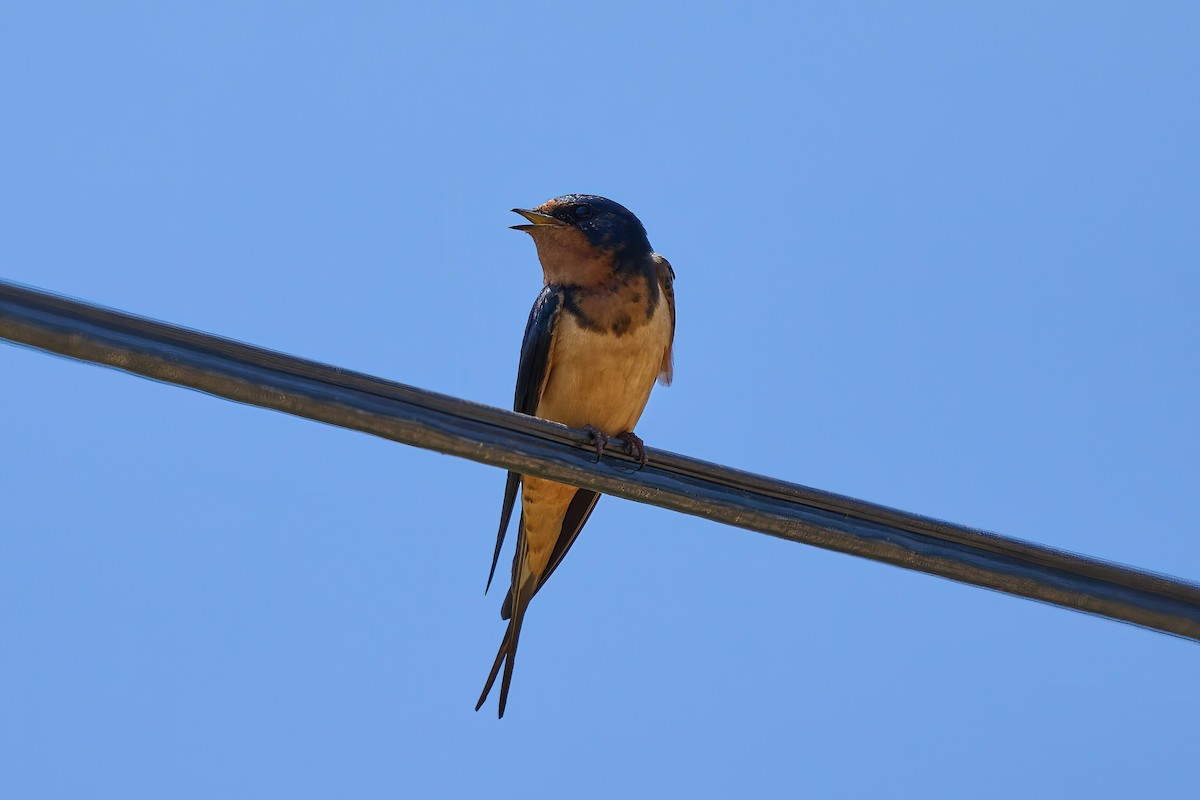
[617,430,647,469]
[583,424,610,462]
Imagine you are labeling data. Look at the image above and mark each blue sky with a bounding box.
[2,3,1198,797]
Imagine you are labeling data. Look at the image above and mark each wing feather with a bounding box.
[653,254,676,385]
[487,286,563,592]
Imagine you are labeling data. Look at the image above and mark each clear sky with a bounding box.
[2,3,1198,798]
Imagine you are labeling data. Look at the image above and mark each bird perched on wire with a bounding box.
[476,194,676,717]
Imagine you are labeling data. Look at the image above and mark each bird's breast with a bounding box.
[536,288,671,435]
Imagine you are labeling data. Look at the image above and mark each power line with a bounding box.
[3,278,1198,641]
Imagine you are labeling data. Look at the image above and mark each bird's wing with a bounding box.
[487,285,564,592]
[654,253,676,385]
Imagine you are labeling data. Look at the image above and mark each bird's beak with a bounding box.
[510,208,567,232]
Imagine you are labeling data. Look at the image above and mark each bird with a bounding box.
[476,194,676,717]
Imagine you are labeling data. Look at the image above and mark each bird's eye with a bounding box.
[573,204,592,220]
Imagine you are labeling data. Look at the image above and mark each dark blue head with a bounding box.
[511,194,653,260]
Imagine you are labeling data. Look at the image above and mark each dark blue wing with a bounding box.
[486,286,563,592]
[514,286,564,417]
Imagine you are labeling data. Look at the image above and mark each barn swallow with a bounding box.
[476,194,676,717]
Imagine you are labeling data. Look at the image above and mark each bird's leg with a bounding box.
[582,424,609,462]
[617,430,647,469]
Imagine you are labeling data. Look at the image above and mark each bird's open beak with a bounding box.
[510,208,566,232]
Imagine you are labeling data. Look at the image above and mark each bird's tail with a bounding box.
[476,569,536,718]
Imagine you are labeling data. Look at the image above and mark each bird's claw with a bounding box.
[582,426,648,469]
[618,430,647,470]
[583,424,609,462]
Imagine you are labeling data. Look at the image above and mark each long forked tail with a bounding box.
[476,574,534,718]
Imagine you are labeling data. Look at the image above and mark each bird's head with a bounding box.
[512,194,653,286]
